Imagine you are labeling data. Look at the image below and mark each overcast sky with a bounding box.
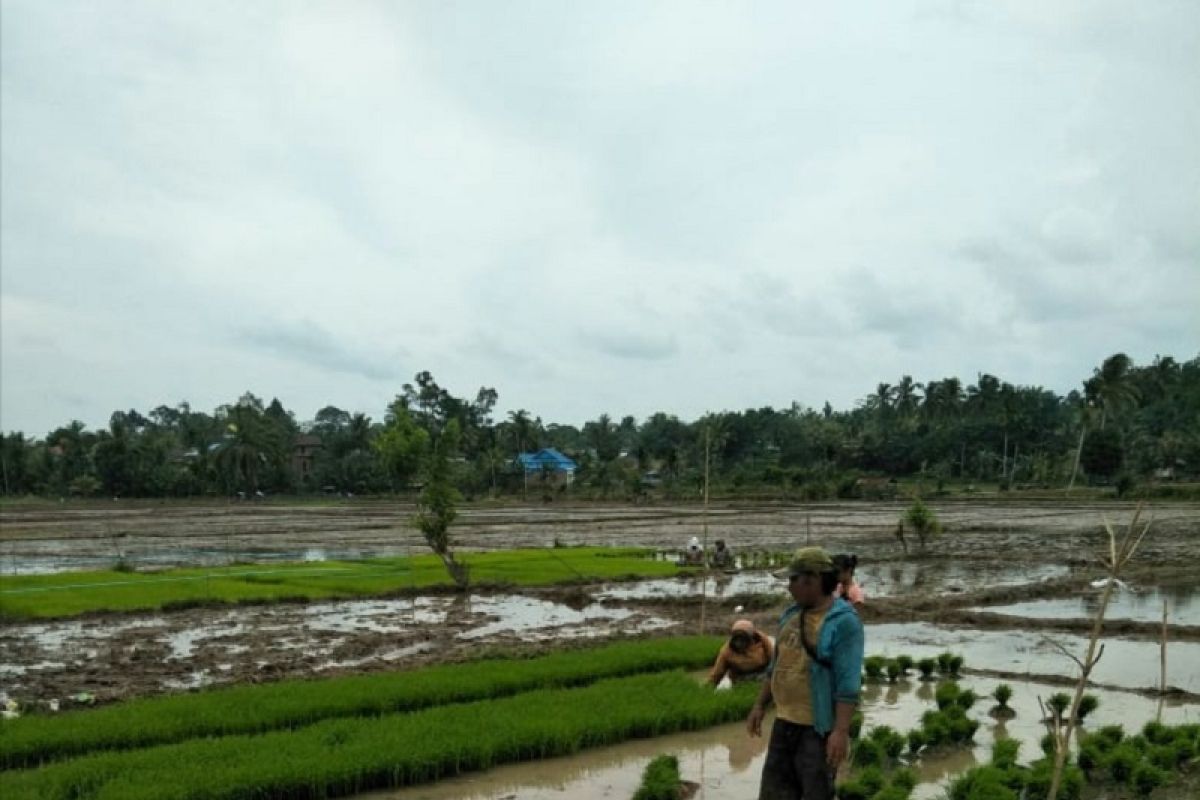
[2,1,1197,436]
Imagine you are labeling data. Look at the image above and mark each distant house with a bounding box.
[292,434,323,481]
[515,448,578,485]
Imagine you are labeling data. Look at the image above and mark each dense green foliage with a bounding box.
[0,637,722,769]
[3,354,1197,499]
[632,755,683,800]
[0,672,759,800]
[0,547,679,619]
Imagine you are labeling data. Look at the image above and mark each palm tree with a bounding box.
[895,375,923,419]
[1085,353,1140,429]
[507,410,534,455]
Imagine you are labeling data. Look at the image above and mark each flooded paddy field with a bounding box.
[1,499,1198,798]
[3,499,1198,574]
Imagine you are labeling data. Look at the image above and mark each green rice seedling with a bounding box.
[947,654,964,676]
[1026,760,1084,800]
[889,769,918,794]
[835,779,871,800]
[874,787,911,800]
[1094,725,1125,750]
[885,660,903,683]
[857,766,886,796]
[916,658,937,681]
[1075,693,1099,721]
[1131,762,1168,797]
[991,684,1012,709]
[0,636,723,769]
[1142,720,1174,745]
[851,739,885,768]
[633,755,681,800]
[935,682,961,710]
[906,729,926,756]
[1106,742,1141,782]
[0,671,757,800]
[1147,743,1177,771]
[849,710,864,740]
[1046,692,1071,722]
[863,656,888,681]
[991,738,1020,770]
[894,655,914,675]
[1076,743,1102,775]
[936,651,954,674]
[948,715,980,744]
[1039,732,1057,757]
[956,689,979,710]
[948,766,1018,800]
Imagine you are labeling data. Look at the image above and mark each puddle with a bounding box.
[860,562,1070,597]
[867,622,1200,692]
[362,676,1199,800]
[972,580,1200,626]
[598,572,781,600]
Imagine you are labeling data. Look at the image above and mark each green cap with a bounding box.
[783,546,835,577]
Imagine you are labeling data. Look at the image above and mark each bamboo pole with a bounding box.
[1158,598,1168,720]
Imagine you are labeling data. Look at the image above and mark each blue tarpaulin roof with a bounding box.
[516,448,578,472]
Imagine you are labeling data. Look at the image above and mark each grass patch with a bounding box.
[0,547,681,619]
[0,672,757,800]
[0,636,723,769]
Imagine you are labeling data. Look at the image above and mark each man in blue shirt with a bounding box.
[747,547,865,800]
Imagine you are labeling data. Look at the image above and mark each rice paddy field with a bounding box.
[2,498,1199,798]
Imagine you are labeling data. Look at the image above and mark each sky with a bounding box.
[2,1,1197,436]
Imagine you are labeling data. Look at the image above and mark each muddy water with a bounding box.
[363,676,1199,800]
[0,595,674,702]
[597,560,1071,603]
[868,622,1200,691]
[972,580,1200,626]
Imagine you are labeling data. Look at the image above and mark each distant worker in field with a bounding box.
[712,539,734,569]
[684,536,705,565]
[748,547,865,800]
[832,553,864,608]
[708,619,774,685]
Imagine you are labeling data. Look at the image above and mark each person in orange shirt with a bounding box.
[708,619,775,685]
[832,553,864,608]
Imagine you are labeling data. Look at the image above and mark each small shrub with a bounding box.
[903,499,942,548]
[1131,762,1167,797]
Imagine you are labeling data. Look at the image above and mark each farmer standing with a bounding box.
[747,547,865,800]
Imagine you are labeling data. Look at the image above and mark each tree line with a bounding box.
[1,353,1196,499]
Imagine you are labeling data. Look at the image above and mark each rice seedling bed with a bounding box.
[0,671,759,800]
[0,636,722,769]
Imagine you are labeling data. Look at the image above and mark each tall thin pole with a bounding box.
[1159,599,1169,720]
[699,426,711,636]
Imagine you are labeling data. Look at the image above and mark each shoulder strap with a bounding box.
[799,609,833,668]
